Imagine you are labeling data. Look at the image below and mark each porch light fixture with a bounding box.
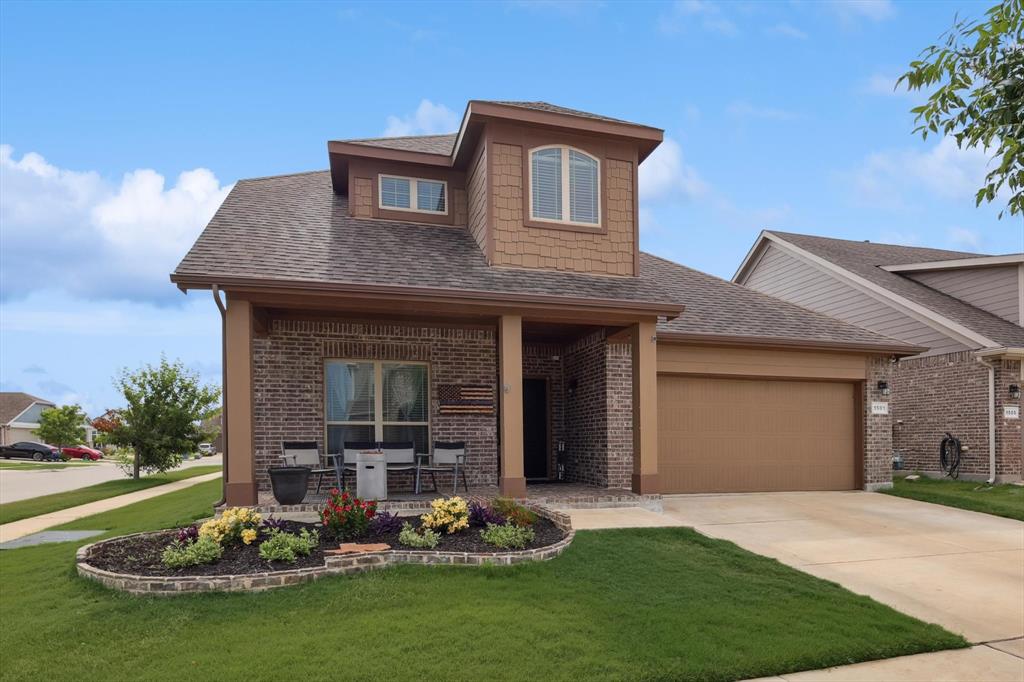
[877,380,890,396]
[1010,384,1021,400]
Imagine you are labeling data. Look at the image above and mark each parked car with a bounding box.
[62,445,103,461]
[1,441,61,462]
[198,443,215,455]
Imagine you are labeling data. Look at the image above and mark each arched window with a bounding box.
[529,146,600,226]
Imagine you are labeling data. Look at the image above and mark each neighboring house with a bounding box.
[172,100,920,505]
[734,231,1023,482]
[0,392,56,445]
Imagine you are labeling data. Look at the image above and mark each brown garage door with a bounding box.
[658,375,856,493]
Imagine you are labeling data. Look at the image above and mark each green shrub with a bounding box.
[398,522,439,549]
[161,536,223,568]
[258,529,319,563]
[491,498,537,527]
[480,522,535,549]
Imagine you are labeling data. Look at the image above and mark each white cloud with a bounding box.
[382,100,460,137]
[659,0,738,37]
[848,136,995,209]
[639,138,709,202]
[765,23,808,40]
[726,101,800,121]
[828,0,894,24]
[0,144,232,303]
[947,226,981,251]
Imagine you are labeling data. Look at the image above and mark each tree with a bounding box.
[898,0,1023,217]
[35,405,87,452]
[109,357,220,479]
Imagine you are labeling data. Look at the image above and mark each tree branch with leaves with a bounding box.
[898,0,1023,217]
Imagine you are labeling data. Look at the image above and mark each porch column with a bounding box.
[631,320,659,494]
[498,314,526,497]
[225,296,257,506]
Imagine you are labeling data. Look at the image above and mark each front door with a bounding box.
[523,378,549,480]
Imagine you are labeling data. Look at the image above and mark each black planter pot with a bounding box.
[268,466,311,505]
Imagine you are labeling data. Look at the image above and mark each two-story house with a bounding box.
[173,101,921,507]
[734,231,1023,482]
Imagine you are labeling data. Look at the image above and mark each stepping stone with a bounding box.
[0,529,105,550]
[326,542,391,555]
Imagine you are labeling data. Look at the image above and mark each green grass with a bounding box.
[0,465,221,525]
[0,479,965,681]
[884,475,1024,521]
[0,460,97,470]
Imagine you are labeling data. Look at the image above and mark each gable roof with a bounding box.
[171,171,920,355]
[643,253,918,353]
[0,392,54,426]
[734,231,1024,349]
[340,133,457,156]
[476,101,646,126]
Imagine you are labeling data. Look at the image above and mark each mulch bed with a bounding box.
[85,518,566,577]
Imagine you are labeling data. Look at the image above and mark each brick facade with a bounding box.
[893,352,1022,481]
[864,356,895,490]
[252,319,498,493]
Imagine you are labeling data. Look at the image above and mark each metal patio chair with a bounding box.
[280,441,337,494]
[420,441,468,495]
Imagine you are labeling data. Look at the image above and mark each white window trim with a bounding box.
[527,145,601,228]
[378,175,449,215]
[324,359,431,449]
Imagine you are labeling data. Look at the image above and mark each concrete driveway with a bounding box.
[570,491,1024,645]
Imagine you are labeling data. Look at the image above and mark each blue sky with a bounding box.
[1,0,1021,415]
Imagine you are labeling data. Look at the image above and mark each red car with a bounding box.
[62,445,103,461]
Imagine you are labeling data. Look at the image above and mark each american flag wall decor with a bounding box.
[438,384,495,414]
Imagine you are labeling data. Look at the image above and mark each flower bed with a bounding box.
[76,497,574,595]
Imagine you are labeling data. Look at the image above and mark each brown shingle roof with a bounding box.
[0,392,53,425]
[477,101,648,127]
[173,171,918,353]
[340,133,457,156]
[769,232,1024,348]
[643,253,913,351]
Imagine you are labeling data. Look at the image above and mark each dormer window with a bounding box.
[529,146,600,226]
[379,175,447,214]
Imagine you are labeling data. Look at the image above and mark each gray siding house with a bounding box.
[734,231,1023,482]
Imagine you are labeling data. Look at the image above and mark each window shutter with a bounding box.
[531,148,562,220]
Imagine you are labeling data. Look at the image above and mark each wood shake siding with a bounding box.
[746,243,967,356]
[467,143,489,259]
[489,143,635,276]
[908,265,1021,325]
[352,177,373,218]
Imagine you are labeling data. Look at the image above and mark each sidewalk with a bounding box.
[0,472,221,543]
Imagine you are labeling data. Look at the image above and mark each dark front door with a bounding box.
[523,378,549,480]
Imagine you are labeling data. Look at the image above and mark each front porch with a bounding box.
[218,291,661,508]
[252,481,661,515]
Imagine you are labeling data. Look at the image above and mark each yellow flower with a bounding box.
[241,528,257,545]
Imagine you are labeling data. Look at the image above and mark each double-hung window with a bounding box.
[378,175,447,214]
[529,146,600,226]
[325,360,430,453]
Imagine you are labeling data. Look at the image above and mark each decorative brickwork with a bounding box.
[488,143,635,276]
[76,506,574,596]
[252,319,498,493]
[864,356,895,490]
[893,352,1022,480]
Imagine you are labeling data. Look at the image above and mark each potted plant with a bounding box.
[268,466,311,505]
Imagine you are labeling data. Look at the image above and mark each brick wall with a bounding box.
[893,351,1022,480]
[562,331,608,485]
[523,343,566,478]
[605,342,633,489]
[488,143,635,276]
[252,319,498,493]
[864,356,895,490]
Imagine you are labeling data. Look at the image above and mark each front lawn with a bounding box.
[0,465,222,525]
[0,479,965,681]
[884,475,1024,522]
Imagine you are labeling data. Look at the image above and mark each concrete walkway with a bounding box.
[570,491,1024,681]
[0,472,221,543]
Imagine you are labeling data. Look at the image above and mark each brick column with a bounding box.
[498,315,526,497]
[863,356,894,491]
[225,296,257,506]
[631,320,658,494]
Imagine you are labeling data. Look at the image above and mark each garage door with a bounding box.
[658,375,856,493]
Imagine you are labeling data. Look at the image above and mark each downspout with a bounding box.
[975,355,997,484]
[213,285,228,506]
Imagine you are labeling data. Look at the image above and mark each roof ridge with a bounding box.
[239,169,330,183]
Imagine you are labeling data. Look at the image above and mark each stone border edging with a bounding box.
[76,505,574,596]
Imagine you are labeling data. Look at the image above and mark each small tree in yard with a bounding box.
[899,0,1023,217]
[35,405,87,453]
[109,358,220,479]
